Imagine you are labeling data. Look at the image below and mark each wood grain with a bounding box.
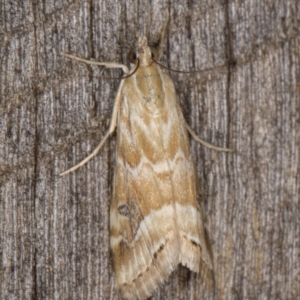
[1,1,299,299]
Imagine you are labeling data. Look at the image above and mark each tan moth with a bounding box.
[60,10,231,300]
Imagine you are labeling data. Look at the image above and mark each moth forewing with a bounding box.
[60,11,230,300]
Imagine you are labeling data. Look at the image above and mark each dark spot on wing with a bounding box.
[154,244,165,259]
[191,240,200,247]
[118,204,131,218]
[184,235,201,248]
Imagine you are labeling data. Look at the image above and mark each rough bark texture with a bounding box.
[1,1,299,300]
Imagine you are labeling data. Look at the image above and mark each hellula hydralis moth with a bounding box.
[60,10,231,300]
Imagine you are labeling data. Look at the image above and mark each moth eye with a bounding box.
[150,49,159,61]
[127,49,137,63]
[149,46,157,59]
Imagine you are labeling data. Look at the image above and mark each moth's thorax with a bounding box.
[132,63,165,114]
[119,36,165,115]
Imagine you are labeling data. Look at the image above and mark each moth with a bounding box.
[60,11,230,300]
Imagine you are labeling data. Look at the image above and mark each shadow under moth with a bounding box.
[60,10,231,300]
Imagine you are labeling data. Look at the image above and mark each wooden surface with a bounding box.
[1,1,299,299]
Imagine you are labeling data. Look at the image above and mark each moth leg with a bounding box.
[60,52,129,74]
[59,79,125,176]
[60,130,111,176]
[109,80,125,133]
[156,9,170,60]
[185,122,232,152]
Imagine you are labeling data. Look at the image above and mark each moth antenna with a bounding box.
[152,57,227,75]
[146,11,151,42]
[156,8,170,60]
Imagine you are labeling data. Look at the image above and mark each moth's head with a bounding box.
[127,36,158,66]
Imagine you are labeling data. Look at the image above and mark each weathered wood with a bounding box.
[1,1,299,299]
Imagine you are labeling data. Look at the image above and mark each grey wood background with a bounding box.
[1,0,299,299]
